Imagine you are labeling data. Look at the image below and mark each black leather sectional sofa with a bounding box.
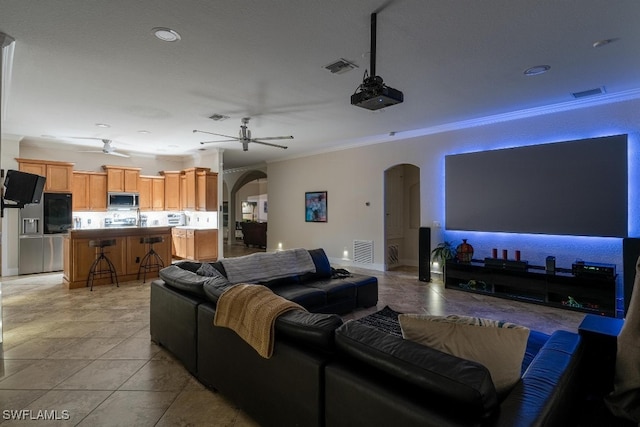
[150,248,584,427]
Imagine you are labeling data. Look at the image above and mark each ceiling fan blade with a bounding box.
[193,129,238,140]
[250,140,288,149]
[252,135,294,141]
[109,151,130,158]
[200,139,238,145]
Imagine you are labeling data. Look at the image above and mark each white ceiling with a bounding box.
[2,0,640,169]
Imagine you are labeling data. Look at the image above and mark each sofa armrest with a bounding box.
[494,330,583,427]
[335,321,499,419]
[275,310,343,352]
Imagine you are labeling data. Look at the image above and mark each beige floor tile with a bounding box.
[47,337,125,359]
[0,390,48,415]
[0,359,38,381]
[83,321,147,338]
[55,359,146,390]
[119,359,192,392]
[0,359,91,390]
[1,390,112,427]
[155,389,241,426]
[1,338,78,360]
[98,337,161,360]
[75,390,177,427]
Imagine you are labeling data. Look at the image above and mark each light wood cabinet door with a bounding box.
[73,172,107,211]
[103,166,141,192]
[138,177,152,211]
[162,171,181,211]
[172,228,186,258]
[46,163,73,192]
[186,229,195,260]
[152,177,165,211]
[19,162,46,176]
[71,237,125,283]
[72,172,90,211]
[18,159,74,193]
[196,171,218,211]
[194,229,218,261]
[89,174,107,210]
[184,169,197,210]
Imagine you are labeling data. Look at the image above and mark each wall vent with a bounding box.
[353,240,374,264]
[387,244,399,266]
[572,87,605,99]
[324,58,358,74]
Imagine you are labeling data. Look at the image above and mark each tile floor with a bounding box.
[0,252,588,426]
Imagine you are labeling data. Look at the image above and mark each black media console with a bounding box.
[445,259,617,317]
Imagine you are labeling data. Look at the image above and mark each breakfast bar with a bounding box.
[63,226,172,289]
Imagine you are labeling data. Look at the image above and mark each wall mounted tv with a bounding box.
[3,169,46,205]
[445,134,628,237]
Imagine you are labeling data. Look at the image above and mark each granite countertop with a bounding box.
[172,225,217,230]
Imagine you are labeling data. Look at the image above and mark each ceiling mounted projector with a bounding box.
[351,13,404,111]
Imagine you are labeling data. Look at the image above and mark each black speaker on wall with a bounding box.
[622,238,640,316]
[419,227,431,282]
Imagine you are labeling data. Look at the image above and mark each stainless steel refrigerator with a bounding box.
[19,193,72,274]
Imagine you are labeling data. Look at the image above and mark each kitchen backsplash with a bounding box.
[72,210,218,229]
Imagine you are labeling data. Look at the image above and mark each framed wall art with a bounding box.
[305,191,327,222]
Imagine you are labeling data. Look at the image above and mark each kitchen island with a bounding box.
[63,226,173,289]
[171,226,218,263]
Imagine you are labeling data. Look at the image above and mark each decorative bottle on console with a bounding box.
[456,239,474,263]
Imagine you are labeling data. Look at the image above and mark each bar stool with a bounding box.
[137,236,165,283]
[86,239,119,291]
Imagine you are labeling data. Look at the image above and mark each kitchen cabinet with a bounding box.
[172,227,218,262]
[102,165,141,192]
[72,171,107,211]
[17,158,74,193]
[139,175,165,211]
[63,227,172,289]
[126,234,172,275]
[182,167,218,211]
[66,236,126,288]
[160,171,181,211]
[171,227,185,258]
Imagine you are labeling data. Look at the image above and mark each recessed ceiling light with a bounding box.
[152,27,181,42]
[168,144,179,148]
[137,130,151,134]
[523,65,551,76]
[95,123,111,128]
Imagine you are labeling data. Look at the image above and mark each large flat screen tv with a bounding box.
[3,169,46,205]
[445,134,628,237]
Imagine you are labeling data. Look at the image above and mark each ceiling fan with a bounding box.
[194,117,293,151]
[71,137,130,158]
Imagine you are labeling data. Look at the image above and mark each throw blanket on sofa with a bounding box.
[214,284,305,358]
[606,255,640,422]
[220,248,316,284]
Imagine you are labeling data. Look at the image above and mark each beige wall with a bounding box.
[266,97,640,270]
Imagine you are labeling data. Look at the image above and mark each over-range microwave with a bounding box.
[108,192,139,210]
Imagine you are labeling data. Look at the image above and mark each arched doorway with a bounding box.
[384,164,421,271]
[224,170,268,257]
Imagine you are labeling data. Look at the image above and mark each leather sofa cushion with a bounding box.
[272,285,327,310]
[335,321,499,420]
[160,264,231,299]
[275,310,343,352]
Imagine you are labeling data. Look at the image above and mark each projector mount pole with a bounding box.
[370,12,376,80]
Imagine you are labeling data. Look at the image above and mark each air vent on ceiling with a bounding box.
[572,87,606,99]
[324,58,358,74]
[209,114,230,121]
